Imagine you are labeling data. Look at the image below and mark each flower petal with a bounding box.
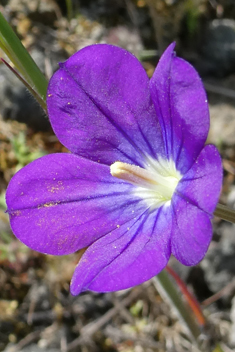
[150,43,209,174]
[6,153,148,255]
[171,196,212,266]
[171,144,222,265]
[70,207,172,294]
[47,44,165,166]
[177,144,222,213]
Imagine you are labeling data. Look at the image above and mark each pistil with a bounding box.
[110,162,159,187]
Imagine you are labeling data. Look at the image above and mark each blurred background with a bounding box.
[1,1,235,351]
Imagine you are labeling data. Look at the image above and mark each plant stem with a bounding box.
[65,0,73,21]
[165,265,206,327]
[153,270,201,342]
[214,203,235,223]
[1,59,47,112]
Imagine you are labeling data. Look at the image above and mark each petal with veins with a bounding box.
[6,153,148,255]
[71,206,172,294]
[171,195,212,266]
[177,144,222,214]
[150,43,209,174]
[47,44,165,167]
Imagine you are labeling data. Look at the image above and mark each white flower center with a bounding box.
[110,157,182,209]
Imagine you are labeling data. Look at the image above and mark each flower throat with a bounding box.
[110,158,182,209]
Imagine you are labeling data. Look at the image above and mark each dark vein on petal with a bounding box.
[128,207,164,258]
[168,60,174,161]
[125,99,158,159]
[8,192,141,213]
[179,175,206,182]
[173,190,211,217]
[92,136,142,165]
[174,133,185,169]
[123,206,172,270]
[153,85,169,159]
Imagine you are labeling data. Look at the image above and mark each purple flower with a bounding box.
[6,43,222,295]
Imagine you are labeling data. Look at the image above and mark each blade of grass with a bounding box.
[0,11,48,105]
